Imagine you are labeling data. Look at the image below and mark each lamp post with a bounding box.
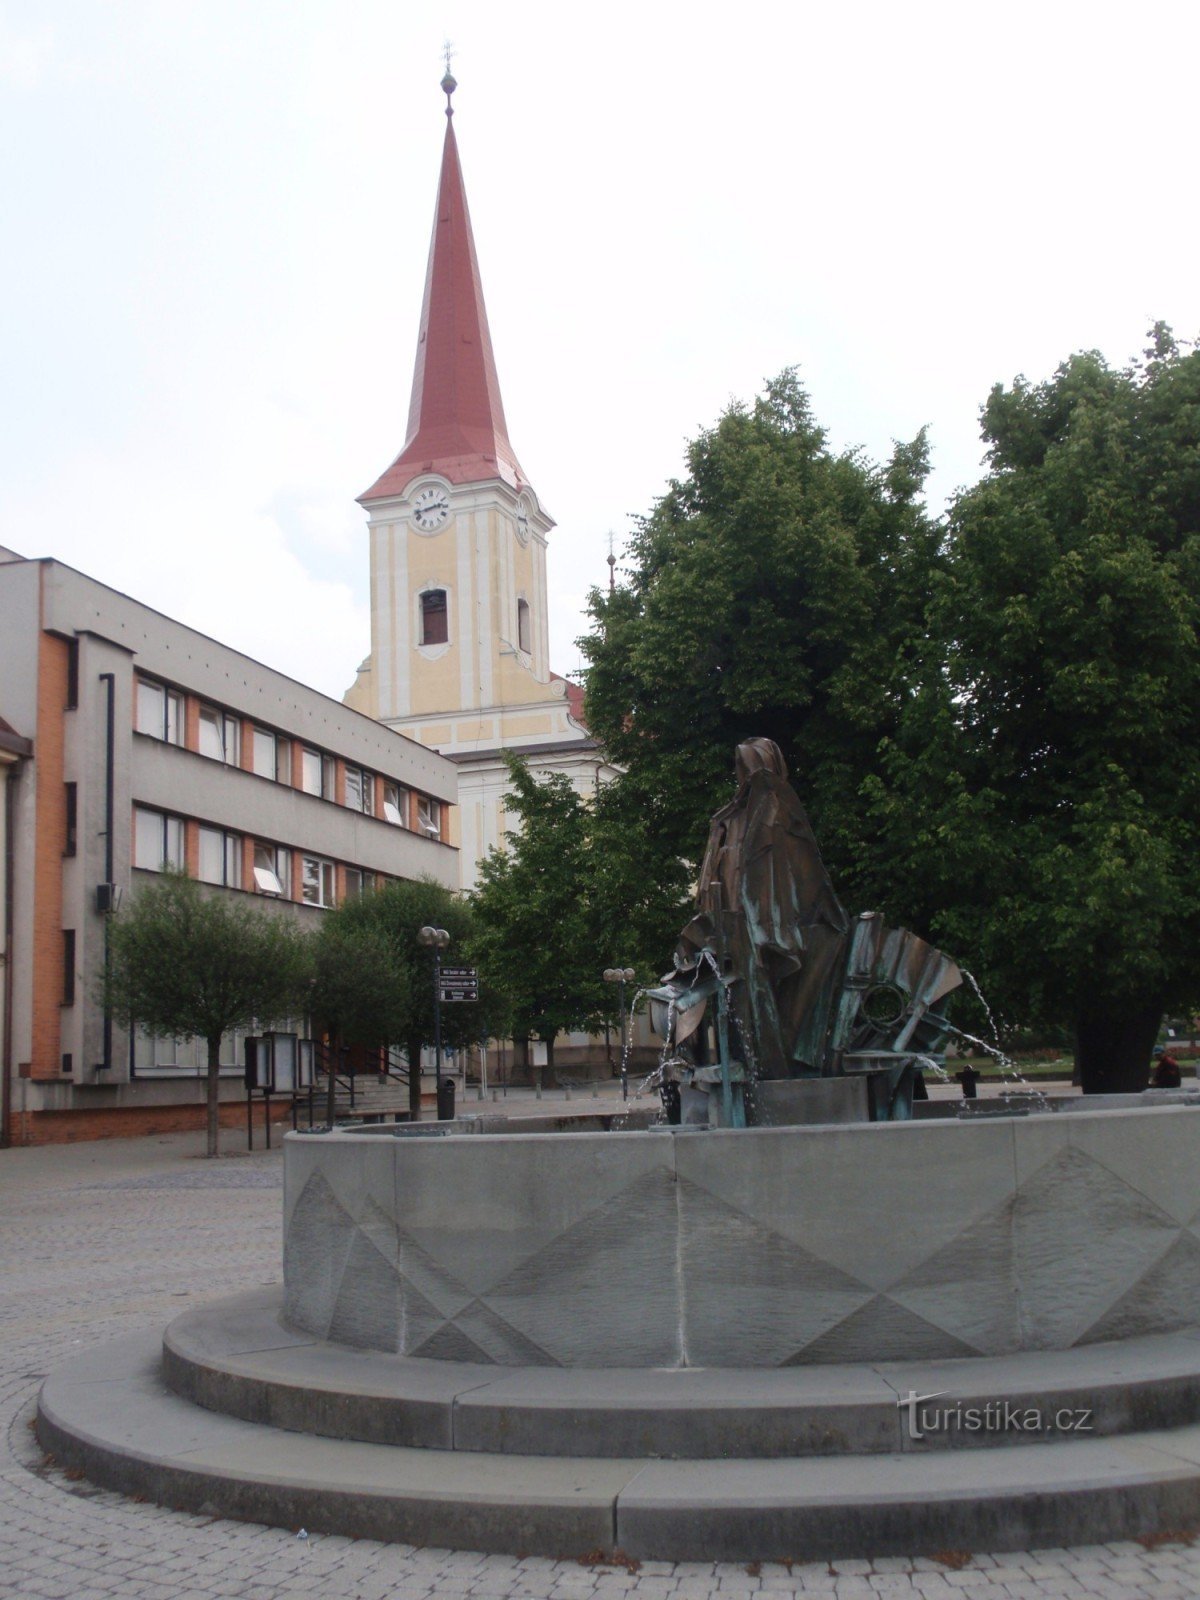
[604,967,636,1100]
[418,925,451,1116]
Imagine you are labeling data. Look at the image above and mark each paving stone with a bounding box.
[8,1129,1200,1600]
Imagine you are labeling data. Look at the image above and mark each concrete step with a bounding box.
[320,1077,410,1106]
[166,1289,1200,1459]
[306,1078,417,1122]
[37,1327,1200,1562]
[323,1077,464,1114]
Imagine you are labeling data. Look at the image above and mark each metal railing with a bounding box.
[305,1042,414,1126]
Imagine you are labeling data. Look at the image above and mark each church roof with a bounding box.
[360,79,526,502]
[550,671,588,730]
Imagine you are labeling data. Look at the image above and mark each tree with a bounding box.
[105,872,311,1156]
[335,877,498,1118]
[309,916,410,1125]
[874,327,1200,1089]
[579,370,941,918]
[470,759,603,1081]
[588,772,693,980]
[468,758,691,1082]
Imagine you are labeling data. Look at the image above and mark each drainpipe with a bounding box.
[98,672,115,1073]
[1,760,20,1147]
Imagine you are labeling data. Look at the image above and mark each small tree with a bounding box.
[106,872,311,1156]
[471,758,607,1082]
[336,877,499,1118]
[588,771,693,980]
[309,916,410,1125]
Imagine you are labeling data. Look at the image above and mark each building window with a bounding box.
[420,589,448,646]
[199,705,241,766]
[301,855,336,908]
[198,826,242,888]
[517,598,531,654]
[65,639,79,710]
[64,783,77,857]
[134,806,185,871]
[62,930,75,1006]
[134,1031,198,1072]
[344,867,376,899]
[383,781,408,827]
[417,796,442,838]
[345,765,374,814]
[133,1027,246,1074]
[300,747,335,799]
[253,842,290,897]
[136,678,183,744]
[253,727,290,784]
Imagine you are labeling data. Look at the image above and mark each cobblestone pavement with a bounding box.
[3,1131,1200,1600]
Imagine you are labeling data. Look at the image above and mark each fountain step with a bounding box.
[36,1328,1200,1563]
[163,1288,1200,1460]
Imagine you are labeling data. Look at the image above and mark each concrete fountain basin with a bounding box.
[282,1103,1200,1368]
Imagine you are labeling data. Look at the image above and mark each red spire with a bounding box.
[360,82,526,502]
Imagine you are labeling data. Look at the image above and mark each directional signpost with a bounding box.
[439,966,479,1003]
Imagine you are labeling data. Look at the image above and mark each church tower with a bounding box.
[345,70,604,888]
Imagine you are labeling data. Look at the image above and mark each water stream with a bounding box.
[954,968,1051,1111]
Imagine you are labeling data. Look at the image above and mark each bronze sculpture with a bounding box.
[676,737,848,1078]
[650,738,962,1126]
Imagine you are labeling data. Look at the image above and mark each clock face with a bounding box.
[412,486,450,532]
[515,502,530,544]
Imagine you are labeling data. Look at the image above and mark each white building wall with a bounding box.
[0,554,461,1129]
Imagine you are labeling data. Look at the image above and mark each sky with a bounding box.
[2,0,1198,699]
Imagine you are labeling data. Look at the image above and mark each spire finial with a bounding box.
[441,41,457,117]
[607,531,617,593]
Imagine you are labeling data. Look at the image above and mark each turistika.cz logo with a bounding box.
[898,1390,1094,1442]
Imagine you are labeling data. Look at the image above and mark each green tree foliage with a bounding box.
[309,916,411,1124]
[580,368,940,917]
[469,758,691,1080]
[334,877,499,1117]
[471,760,603,1077]
[105,872,310,1156]
[873,327,1200,1088]
[588,773,693,979]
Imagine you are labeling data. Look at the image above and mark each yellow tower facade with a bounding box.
[345,75,607,888]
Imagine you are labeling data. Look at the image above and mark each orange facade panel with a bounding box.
[30,623,68,1079]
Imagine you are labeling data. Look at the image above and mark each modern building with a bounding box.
[0,548,458,1145]
[343,71,613,890]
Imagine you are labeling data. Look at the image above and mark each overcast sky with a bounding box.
[2,1,1197,700]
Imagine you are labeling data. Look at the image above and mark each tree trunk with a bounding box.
[407,1032,423,1122]
[326,1034,339,1128]
[1075,1001,1162,1095]
[545,1033,556,1088]
[206,1036,222,1158]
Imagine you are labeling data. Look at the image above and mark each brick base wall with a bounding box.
[7,1098,294,1147]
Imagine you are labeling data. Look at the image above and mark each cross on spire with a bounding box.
[441,41,457,117]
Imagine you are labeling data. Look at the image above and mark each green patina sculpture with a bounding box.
[650,738,963,1126]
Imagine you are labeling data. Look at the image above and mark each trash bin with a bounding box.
[437,1077,456,1121]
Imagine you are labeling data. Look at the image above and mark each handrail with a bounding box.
[311,1042,415,1107]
